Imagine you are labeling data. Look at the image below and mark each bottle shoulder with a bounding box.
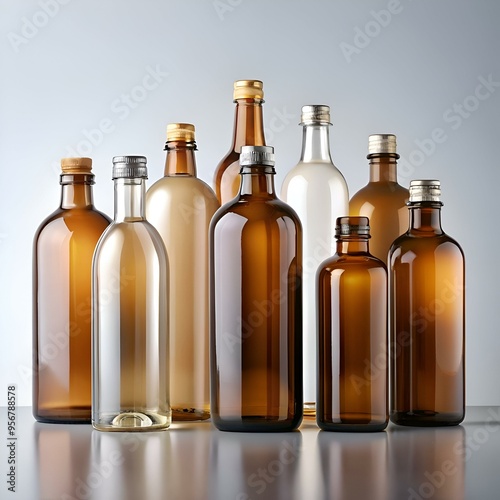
[282,161,348,187]
[350,182,409,203]
[390,232,465,260]
[147,176,219,204]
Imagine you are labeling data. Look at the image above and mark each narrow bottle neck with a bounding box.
[300,124,332,163]
[114,178,146,222]
[60,174,94,209]
[368,155,399,183]
[232,99,266,152]
[408,203,443,234]
[239,166,277,198]
[336,239,370,255]
[164,143,197,177]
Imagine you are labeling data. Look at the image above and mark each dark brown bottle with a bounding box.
[33,157,111,423]
[213,80,266,205]
[210,145,303,432]
[389,180,465,426]
[317,216,388,431]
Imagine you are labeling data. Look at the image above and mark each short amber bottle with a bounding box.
[317,216,388,432]
[389,180,465,426]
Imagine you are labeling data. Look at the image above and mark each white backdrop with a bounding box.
[1,0,499,406]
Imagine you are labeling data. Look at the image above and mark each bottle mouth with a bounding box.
[335,216,371,238]
[409,179,441,202]
[112,156,148,179]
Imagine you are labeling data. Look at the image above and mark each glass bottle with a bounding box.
[92,156,171,432]
[33,157,111,423]
[146,123,219,421]
[317,216,388,432]
[213,79,266,205]
[210,145,303,432]
[389,180,465,426]
[349,134,409,265]
[281,105,349,417]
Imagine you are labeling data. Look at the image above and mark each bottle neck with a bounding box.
[60,174,94,209]
[408,203,444,234]
[336,238,370,255]
[239,166,277,199]
[300,124,332,163]
[368,154,399,183]
[164,142,197,177]
[232,99,266,152]
[114,178,146,222]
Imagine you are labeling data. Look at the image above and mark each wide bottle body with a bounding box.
[146,176,219,420]
[33,208,110,423]
[210,200,303,431]
[389,234,465,426]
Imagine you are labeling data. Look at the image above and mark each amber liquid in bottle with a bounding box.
[210,145,303,432]
[317,216,388,432]
[146,124,219,421]
[213,80,266,205]
[33,157,111,423]
[389,180,465,426]
[350,134,408,265]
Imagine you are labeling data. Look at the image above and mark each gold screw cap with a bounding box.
[61,157,92,174]
[233,80,264,101]
[166,123,196,142]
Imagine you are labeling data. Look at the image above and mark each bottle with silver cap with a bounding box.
[92,156,171,432]
[210,145,303,432]
[350,134,409,265]
[213,79,266,205]
[33,157,111,423]
[389,180,465,426]
[317,216,388,431]
[146,124,219,421]
[281,104,348,417]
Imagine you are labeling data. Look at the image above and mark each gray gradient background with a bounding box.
[1,0,498,406]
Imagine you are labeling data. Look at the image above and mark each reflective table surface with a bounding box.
[1,406,499,500]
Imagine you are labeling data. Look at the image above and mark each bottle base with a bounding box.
[92,410,171,432]
[317,411,388,432]
[172,407,210,422]
[390,410,465,427]
[33,406,91,424]
[317,421,388,432]
[213,414,303,433]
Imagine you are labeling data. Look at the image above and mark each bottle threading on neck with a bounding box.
[60,173,95,209]
[368,153,400,183]
[239,165,276,199]
[232,98,266,153]
[300,123,333,163]
[114,178,146,222]
[408,202,444,235]
[164,141,197,177]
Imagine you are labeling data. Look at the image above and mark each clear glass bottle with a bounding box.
[146,123,219,421]
[317,216,388,431]
[281,105,349,417]
[33,157,111,423]
[213,79,266,205]
[389,180,465,426]
[210,145,303,432]
[92,156,171,432]
[349,134,409,265]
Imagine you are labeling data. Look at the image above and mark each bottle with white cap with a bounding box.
[210,145,303,432]
[92,156,171,432]
[146,124,219,421]
[350,134,409,265]
[389,179,465,426]
[281,104,349,417]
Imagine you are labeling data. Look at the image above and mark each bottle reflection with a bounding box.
[317,430,388,499]
[388,425,465,500]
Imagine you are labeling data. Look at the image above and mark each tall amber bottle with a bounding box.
[146,123,219,421]
[33,157,111,423]
[210,145,303,432]
[389,180,465,426]
[349,134,408,264]
[213,79,266,205]
[317,216,388,432]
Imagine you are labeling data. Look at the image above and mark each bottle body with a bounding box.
[317,217,388,431]
[33,161,111,423]
[389,180,465,426]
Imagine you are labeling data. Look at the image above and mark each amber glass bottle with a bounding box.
[389,180,465,426]
[317,216,388,432]
[213,79,266,205]
[33,157,111,423]
[210,145,303,432]
[349,134,408,264]
[146,123,219,421]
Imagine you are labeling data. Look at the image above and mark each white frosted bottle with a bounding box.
[281,105,349,417]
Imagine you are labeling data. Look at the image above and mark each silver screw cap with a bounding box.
[240,146,275,167]
[112,156,148,179]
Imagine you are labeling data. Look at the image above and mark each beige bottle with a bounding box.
[147,124,219,421]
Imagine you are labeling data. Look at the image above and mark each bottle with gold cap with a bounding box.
[92,156,171,431]
[389,180,465,426]
[33,157,111,423]
[349,134,409,265]
[281,104,348,417]
[317,216,388,432]
[146,123,219,421]
[213,79,266,205]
